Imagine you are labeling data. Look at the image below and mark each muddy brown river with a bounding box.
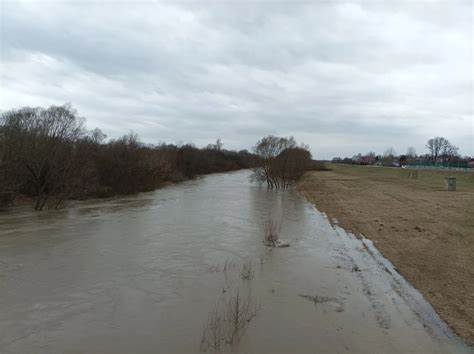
[0,171,471,353]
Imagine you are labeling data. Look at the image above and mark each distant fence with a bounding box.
[406,163,474,172]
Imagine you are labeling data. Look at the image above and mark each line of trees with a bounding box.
[0,104,259,210]
[332,137,470,168]
[251,135,313,188]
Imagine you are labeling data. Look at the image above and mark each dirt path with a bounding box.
[299,165,474,345]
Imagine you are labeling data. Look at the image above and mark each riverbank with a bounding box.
[299,164,474,345]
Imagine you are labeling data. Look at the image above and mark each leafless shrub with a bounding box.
[240,260,254,280]
[200,290,257,351]
[263,219,280,247]
[200,305,224,351]
[222,259,237,291]
[223,290,257,345]
[299,294,336,305]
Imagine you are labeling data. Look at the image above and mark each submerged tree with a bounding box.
[252,135,312,189]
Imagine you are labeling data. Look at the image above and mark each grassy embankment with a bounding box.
[299,164,474,345]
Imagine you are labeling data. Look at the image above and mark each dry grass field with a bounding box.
[300,164,474,344]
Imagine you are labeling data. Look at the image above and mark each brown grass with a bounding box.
[299,164,474,344]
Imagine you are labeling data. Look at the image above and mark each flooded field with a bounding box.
[0,171,470,353]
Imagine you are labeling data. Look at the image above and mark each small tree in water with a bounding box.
[252,135,312,189]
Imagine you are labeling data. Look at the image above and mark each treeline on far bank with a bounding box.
[0,104,259,210]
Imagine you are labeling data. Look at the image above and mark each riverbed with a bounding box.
[0,171,470,353]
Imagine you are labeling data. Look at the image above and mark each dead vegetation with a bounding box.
[263,219,290,247]
[201,257,260,351]
[299,294,344,312]
[263,219,280,246]
[224,290,257,344]
[299,294,337,305]
[200,306,224,351]
[240,260,254,280]
[200,290,257,352]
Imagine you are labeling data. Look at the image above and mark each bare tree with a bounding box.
[426,137,445,164]
[252,135,311,188]
[274,147,312,188]
[252,136,279,188]
[1,104,85,210]
[440,141,459,163]
[90,128,107,144]
[426,137,458,164]
[0,123,19,206]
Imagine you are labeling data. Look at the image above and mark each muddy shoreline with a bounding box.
[299,165,474,345]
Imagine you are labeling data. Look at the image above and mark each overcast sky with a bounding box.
[1,0,472,158]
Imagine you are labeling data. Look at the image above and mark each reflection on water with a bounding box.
[0,171,470,353]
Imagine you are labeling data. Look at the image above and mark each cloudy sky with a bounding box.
[1,0,472,158]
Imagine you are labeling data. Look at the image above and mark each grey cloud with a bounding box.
[1,0,472,158]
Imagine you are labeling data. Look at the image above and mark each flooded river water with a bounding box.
[0,171,470,353]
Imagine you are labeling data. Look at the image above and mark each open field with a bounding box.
[300,164,474,345]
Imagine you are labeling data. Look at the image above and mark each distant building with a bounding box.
[468,159,474,168]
